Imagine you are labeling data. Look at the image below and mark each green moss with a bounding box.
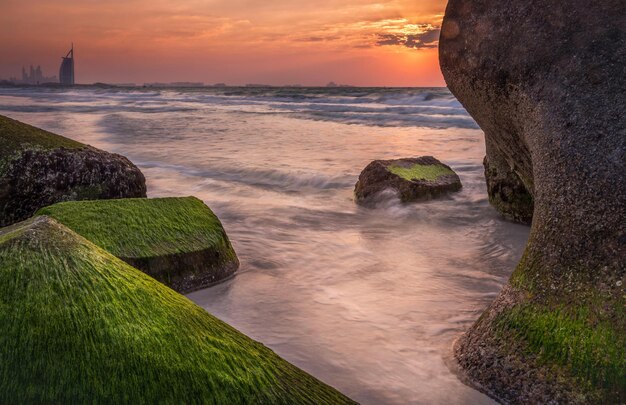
[0,114,84,159]
[387,164,455,181]
[37,197,233,260]
[505,250,626,400]
[0,216,354,403]
[509,251,536,290]
[495,304,626,396]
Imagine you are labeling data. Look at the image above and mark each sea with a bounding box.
[0,86,529,405]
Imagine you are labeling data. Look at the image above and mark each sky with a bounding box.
[0,0,449,86]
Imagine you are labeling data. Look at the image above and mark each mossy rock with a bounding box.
[441,0,625,402]
[37,197,239,293]
[455,280,626,404]
[354,156,462,206]
[0,114,146,227]
[0,216,355,404]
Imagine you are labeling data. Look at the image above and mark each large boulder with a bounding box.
[37,197,239,293]
[0,114,146,226]
[440,0,625,403]
[354,156,462,205]
[0,216,354,404]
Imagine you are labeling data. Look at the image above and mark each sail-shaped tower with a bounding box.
[59,45,74,85]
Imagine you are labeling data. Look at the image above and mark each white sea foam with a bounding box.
[0,86,477,129]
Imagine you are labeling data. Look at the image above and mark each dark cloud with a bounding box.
[376,26,440,49]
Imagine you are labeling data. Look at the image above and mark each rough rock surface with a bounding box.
[354,156,462,205]
[0,115,146,226]
[440,0,625,403]
[483,139,533,224]
[37,197,239,293]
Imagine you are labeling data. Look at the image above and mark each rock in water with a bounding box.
[37,197,239,293]
[0,216,354,404]
[354,156,461,206]
[0,115,146,226]
[440,0,625,403]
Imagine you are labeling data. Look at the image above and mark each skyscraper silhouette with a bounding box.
[59,44,74,85]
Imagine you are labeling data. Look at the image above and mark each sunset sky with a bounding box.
[0,0,448,86]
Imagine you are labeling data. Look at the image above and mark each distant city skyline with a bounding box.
[8,65,57,85]
[0,0,447,86]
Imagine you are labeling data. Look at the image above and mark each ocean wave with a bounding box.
[0,86,477,129]
[0,104,196,114]
[139,160,356,192]
[289,111,478,129]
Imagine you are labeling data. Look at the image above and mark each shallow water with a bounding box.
[0,86,529,404]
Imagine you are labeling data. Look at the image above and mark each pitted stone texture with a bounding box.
[440,0,625,402]
[0,147,146,226]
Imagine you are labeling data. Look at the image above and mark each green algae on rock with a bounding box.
[0,114,146,227]
[494,303,626,393]
[440,0,626,402]
[0,114,83,158]
[37,197,239,293]
[354,156,462,206]
[0,216,355,404]
[388,163,455,182]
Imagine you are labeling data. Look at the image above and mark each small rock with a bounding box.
[354,156,462,206]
